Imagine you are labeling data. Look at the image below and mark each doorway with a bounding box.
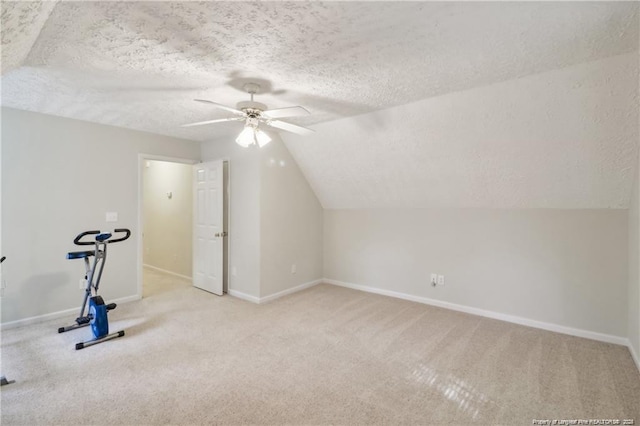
[141,158,194,297]
[137,155,230,299]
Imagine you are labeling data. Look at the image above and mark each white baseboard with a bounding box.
[228,279,323,305]
[143,264,191,281]
[259,279,323,304]
[227,289,260,304]
[629,342,640,373]
[1,294,140,330]
[324,278,629,347]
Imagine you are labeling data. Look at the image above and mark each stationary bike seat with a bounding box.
[66,251,95,260]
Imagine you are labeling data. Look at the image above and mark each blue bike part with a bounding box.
[96,233,112,242]
[66,250,95,260]
[89,296,109,338]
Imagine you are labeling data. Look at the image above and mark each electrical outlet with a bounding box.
[231,266,237,277]
[437,275,445,286]
[430,273,437,286]
[79,278,86,290]
[291,264,297,274]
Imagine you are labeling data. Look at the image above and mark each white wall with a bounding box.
[201,138,261,299]
[260,137,323,297]
[201,135,323,300]
[143,160,192,277]
[1,108,200,323]
[324,208,628,338]
[629,147,640,362]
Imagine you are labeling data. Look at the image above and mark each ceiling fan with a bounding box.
[182,82,314,147]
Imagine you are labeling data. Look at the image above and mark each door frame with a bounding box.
[136,154,198,299]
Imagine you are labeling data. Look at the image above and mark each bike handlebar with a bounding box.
[73,230,100,245]
[73,228,131,246]
[109,228,131,243]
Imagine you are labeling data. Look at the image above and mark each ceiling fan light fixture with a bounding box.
[235,125,272,148]
[235,126,255,148]
[255,129,271,147]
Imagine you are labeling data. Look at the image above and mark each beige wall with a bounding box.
[143,160,192,277]
[1,108,200,323]
[324,208,628,338]
[259,137,323,297]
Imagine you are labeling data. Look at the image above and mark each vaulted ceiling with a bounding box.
[2,1,639,208]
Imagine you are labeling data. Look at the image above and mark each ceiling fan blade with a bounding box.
[194,99,245,116]
[266,120,315,135]
[262,106,310,119]
[181,117,243,128]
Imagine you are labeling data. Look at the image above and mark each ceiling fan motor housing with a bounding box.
[237,101,268,113]
[246,115,260,128]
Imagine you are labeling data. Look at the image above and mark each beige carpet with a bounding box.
[1,268,639,425]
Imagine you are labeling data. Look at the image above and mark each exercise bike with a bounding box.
[58,228,130,350]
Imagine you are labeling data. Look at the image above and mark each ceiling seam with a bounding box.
[14,0,61,71]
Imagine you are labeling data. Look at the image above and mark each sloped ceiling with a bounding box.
[285,53,639,209]
[1,1,639,208]
[0,0,58,74]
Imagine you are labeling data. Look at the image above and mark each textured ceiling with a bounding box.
[284,53,639,209]
[1,1,638,140]
[0,0,58,74]
[1,1,639,208]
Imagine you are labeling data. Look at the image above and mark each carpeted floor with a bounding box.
[1,268,639,425]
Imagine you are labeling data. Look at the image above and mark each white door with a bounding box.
[193,160,224,295]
